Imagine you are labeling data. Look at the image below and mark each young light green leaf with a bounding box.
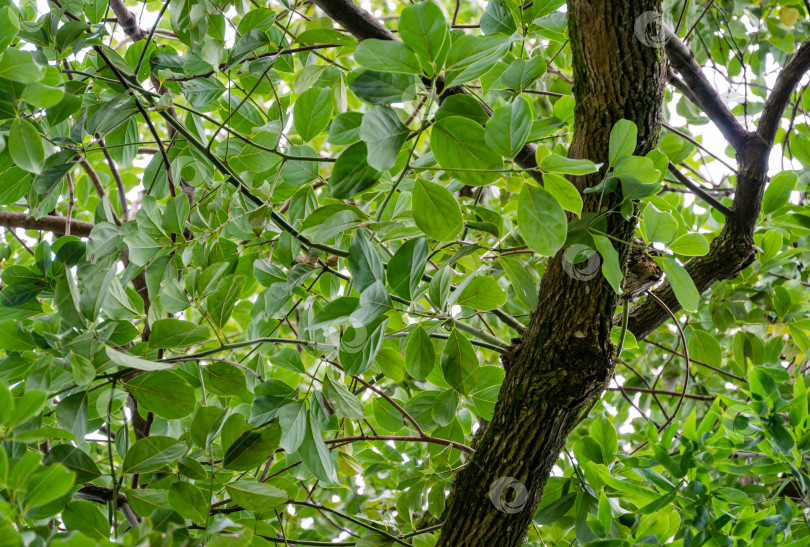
[762,171,797,214]
[543,172,583,216]
[456,276,507,311]
[658,257,700,312]
[608,119,638,167]
[225,481,288,512]
[592,234,623,294]
[541,154,598,175]
[517,183,567,256]
[668,233,710,256]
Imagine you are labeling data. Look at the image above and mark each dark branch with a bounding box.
[758,39,810,145]
[667,162,732,216]
[664,27,748,149]
[0,212,95,238]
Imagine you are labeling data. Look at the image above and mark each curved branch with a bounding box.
[758,39,810,145]
[664,27,748,149]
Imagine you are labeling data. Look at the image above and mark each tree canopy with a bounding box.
[1,0,810,545]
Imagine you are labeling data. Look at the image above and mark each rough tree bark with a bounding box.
[435,2,666,544]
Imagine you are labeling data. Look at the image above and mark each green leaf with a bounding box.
[359,105,409,172]
[21,463,75,511]
[0,50,44,83]
[328,111,363,145]
[298,412,337,483]
[329,141,381,199]
[543,173,583,217]
[9,118,45,174]
[541,154,598,175]
[387,238,428,300]
[592,234,623,295]
[643,204,678,244]
[149,318,210,349]
[590,414,618,464]
[202,362,247,396]
[349,70,417,105]
[61,501,108,540]
[762,171,797,214]
[431,116,503,186]
[43,445,100,483]
[608,119,638,167]
[398,1,449,75]
[169,481,208,523]
[355,39,422,74]
[456,276,506,311]
[517,183,567,256]
[277,401,307,453]
[162,194,190,235]
[348,231,385,293]
[0,7,19,52]
[501,56,546,91]
[444,34,509,88]
[485,97,533,158]
[613,155,660,184]
[323,375,364,419]
[294,86,334,142]
[440,329,479,395]
[126,370,196,420]
[228,29,270,66]
[669,233,710,256]
[658,257,699,312]
[405,326,435,380]
[225,481,288,512]
[223,422,282,471]
[412,179,463,241]
[106,346,174,371]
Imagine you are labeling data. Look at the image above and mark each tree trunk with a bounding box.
[436,2,666,545]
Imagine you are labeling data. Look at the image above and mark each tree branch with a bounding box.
[667,162,732,216]
[664,27,748,149]
[0,212,95,237]
[758,39,810,145]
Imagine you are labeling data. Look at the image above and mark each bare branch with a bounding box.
[667,162,732,216]
[758,39,810,145]
[0,212,95,237]
[664,27,749,149]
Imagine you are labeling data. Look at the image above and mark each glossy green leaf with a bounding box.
[517,183,567,256]
[412,178,463,241]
